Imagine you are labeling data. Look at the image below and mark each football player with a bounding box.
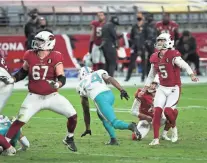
[131,80,173,141]
[0,115,30,156]
[89,11,106,70]
[1,31,78,152]
[0,50,14,113]
[77,66,141,145]
[138,33,198,145]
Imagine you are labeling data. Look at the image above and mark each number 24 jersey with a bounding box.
[150,50,181,87]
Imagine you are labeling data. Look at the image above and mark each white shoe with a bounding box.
[1,146,16,156]
[161,134,171,141]
[0,146,3,154]
[149,138,160,146]
[171,127,178,143]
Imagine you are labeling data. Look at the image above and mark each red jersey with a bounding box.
[24,50,64,95]
[91,20,105,46]
[135,89,154,118]
[0,56,8,71]
[155,21,178,39]
[150,50,181,87]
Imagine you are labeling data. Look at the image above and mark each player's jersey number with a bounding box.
[32,65,49,80]
[91,73,102,83]
[159,65,168,79]
[96,27,102,37]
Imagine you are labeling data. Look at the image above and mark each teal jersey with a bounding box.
[0,122,21,147]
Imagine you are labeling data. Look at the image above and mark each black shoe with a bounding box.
[62,136,77,152]
[128,122,142,141]
[124,78,130,82]
[105,138,119,145]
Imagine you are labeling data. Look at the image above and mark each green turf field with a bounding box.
[1,84,207,163]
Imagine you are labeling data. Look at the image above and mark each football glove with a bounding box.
[120,90,129,100]
[81,130,92,137]
[0,76,14,84]
[46,80,60,89]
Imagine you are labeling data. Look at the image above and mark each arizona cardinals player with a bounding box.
[155,13,179,42]
[0,49,14,113]
[138,33,198,145]
[131,80,172,141]
[1,31,78,152]
[89,11,106,70]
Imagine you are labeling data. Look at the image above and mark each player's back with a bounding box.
[24,50,64,95]
[150,50,181,87]
[80,69,110,100]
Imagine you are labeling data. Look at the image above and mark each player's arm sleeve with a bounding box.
[131,98,141,117]
[145,64,156,86]
[173,56,194,75]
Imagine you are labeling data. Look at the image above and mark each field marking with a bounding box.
[26,149,207,161]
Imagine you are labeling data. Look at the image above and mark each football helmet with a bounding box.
[32,31,55,50]
[78,66,92,80]
[155,33,174,50]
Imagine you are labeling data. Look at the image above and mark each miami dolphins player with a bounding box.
[0,115,30,156]
[76,66,141,145]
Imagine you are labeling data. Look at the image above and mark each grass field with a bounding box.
[1,84,207,163]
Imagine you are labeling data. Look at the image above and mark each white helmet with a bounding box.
[32,31,56,50]
[155,33,174,50]
[79,66,92,80]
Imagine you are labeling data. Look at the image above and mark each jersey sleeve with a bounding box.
[23,50,31,63]
[90,20,97,27]
[54,51,64,68]
[76,81,87,97]
[97,69,109,78]
[149,53,158,64]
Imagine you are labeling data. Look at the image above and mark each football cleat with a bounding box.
[1,146,16,156]
[62,136,77,152]
[149,138,160,146]
[161,134,171,141]
[171,127,178,143]
[128,122,142,140]
[105,138,119,145]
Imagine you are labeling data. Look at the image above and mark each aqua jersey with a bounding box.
[0,122,21,147]
[77,69,111,100]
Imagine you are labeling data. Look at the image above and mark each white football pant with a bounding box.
[17,92,77,123]
[91,44,105,64]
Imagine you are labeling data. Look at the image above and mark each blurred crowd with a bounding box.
[85,11,201,81]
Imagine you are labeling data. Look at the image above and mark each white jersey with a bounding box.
[76,70,110,100]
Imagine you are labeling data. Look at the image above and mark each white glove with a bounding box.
[46,80,60,89]
[0,76,14,84]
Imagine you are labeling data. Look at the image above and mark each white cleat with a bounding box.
[1,146,16,156]
[0,146,3,154]
[171,127,178,143]
[149,138,160,146]
[161,134,171,141]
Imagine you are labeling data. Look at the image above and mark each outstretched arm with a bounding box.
[13,61,29,82]
[173,56,198,82]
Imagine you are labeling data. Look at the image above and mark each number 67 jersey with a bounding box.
[150,50,181,87]
[24,50,63,95]
[77,70,110,100]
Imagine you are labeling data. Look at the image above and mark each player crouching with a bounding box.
[131,80,172,141]
[0,115,30,156]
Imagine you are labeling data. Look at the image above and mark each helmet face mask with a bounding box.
[32,31,55,51]
[78,66,92,80]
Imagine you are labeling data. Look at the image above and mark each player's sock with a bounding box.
[153,107,162,139]
[173,109,178,128]
[93,64,98,71]
[0,135,11,150]
[112,119,129,130]
[164,107,176,127]
[98,63,105,70]
[164,120,172,131]
[67,114,77,138]
[6,120,25,140]
[102,120,116,138]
